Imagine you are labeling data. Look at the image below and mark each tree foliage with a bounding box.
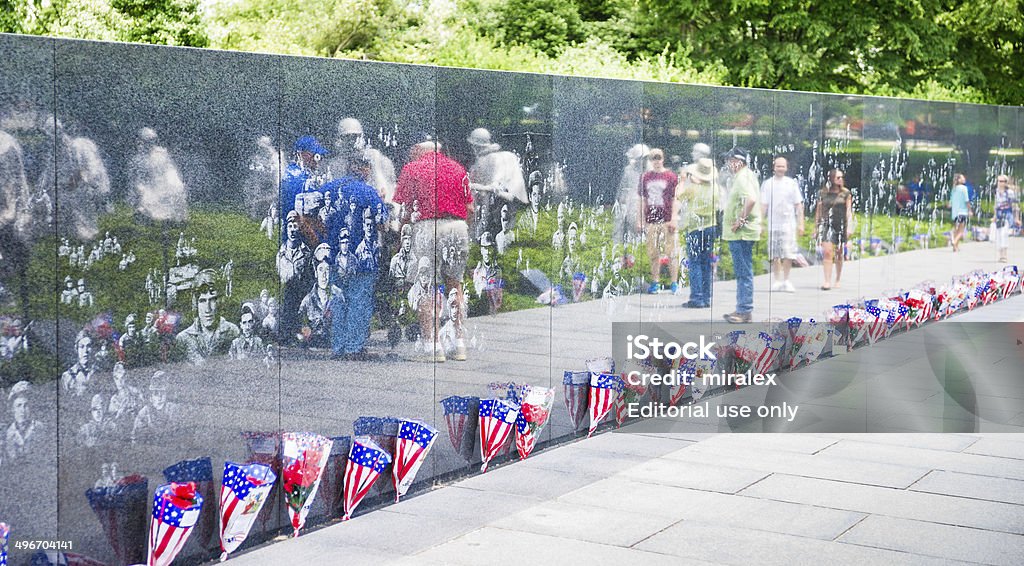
[4,0,1022,105]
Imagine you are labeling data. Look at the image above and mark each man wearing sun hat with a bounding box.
[680,156,718,308]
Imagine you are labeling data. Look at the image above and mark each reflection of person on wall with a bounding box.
[128,127,187,223]
[281,135,330,246]
[277,210,312,343]
[760,157,803,293]
[639,148,679,294]
[721,147,761,324]
[5,381,45,463]
[679,157,718,309]
[949,172,971,253]
[814,169,853,289]
[323,156,388,358]
[174,269,240,364]
[992,175,1018,263]
[467,128,527,239]
[395,140,473,362]
[615,144,649,248]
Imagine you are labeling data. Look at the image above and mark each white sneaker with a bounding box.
[771,281,785,291]
[783,280,796,293]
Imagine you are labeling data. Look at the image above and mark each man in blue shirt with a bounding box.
[281,136,330,246]
[950,173,971,252]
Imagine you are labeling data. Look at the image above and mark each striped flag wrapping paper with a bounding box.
[393,420,438,501]
[588,373,624,437]
[281,432,333,536]
[219,461,276,559]
[343,437,392,519]
[147,482,203,566]
[478,398,519,472]
[1,522,8,566]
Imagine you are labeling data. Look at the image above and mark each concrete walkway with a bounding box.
[228,428,1024,565]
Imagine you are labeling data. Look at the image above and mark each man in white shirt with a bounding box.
[760,157,804,292]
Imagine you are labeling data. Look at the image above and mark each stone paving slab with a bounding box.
[837,515,1024,566]
[817,439,1024,480]
[908,469,1024,505]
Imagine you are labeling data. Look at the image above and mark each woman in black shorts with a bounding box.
[813,169,853,290]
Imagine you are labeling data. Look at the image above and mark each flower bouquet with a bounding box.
[515,385,556,459]
[281,432,333,536]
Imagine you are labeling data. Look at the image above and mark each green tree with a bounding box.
[497,0,584,56]
[1,0,208,46]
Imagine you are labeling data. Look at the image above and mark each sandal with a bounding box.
[820,285,831,290]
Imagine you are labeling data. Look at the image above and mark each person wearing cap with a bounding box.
[299,243,343,350]
[77,278,94,308]
[467,127,527,240]
[5,380,45,462]
[174,269,240,364]
[721,147,761,323]
[639,148,680,294]
[131,370,179,443]
[281,135,330,245]
[389,224,415,285]
[277,209,313,343]
[495,204,515,255]
[60,275,78,305]
[813,168,853,289]
[679,157,718,308]
[78,393,115,448]
[395,139,473,362]
[229,303,265,360]
[760,157,804,293]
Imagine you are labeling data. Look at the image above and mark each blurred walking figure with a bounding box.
[128,127,187,223]
[992,175,1020,262]
[761,157,804,292]
[467,127,526,239]
[395,140,473,362]
[614,144,649,248]
[679,157,717,308]
[814,169,853,289]
[638,148,679,293]
[721,147,761,323]
[949,172,971,252]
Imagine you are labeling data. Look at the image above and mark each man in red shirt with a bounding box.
[395,140,474,362]
[639,148,679,293]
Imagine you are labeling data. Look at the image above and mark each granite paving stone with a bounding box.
[838,515,1024,566]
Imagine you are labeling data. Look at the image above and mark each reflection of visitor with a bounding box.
[174,269,240,364]
[129,127,187,223]
[760,157,803,293]
[281,135,330,246]
[814,168,852,290]
[614,144,649,247]
[467,128,527,238]
[721,147,761,324]
[5,381,45,463]
[229,303,265,360]
[131,371,179,443]
[395,140,472,363]
[992,175,1019,263]
[639,148,679,294]
[679,158,718,309]
[949,173,971,253]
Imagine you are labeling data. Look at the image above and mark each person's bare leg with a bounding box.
[834,251,844,288]
[821,243,834,288]
[647,226,660,282]
[667,230,679,282]
[771,259,782,284]
[782,258,792,281]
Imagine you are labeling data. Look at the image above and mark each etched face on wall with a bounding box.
[76,335,93,367]
[11,394,29,425]
[197,291,218,331]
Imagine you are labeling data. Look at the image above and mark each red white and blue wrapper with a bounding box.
[281,432,333,536]
[515,385,555,459]
[902,289,934,328]
[754,331,784,376]
[343,437,392,520]
[562,371,590,432]
[1,522,8,566]
[588,373,624,437]
[148,482,204,566]
[86,474,149,566]
[614,378,647,425]
[163,457,216,550]
[478,398,519,472]
[393,420,438,501]
[439,395,480,463]
[218,461,277,559]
